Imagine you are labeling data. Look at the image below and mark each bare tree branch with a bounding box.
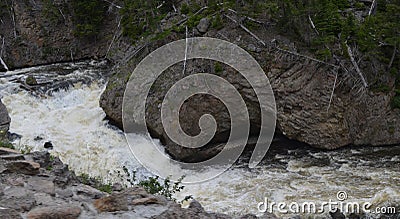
[224,14,266,46]
[368,0,377,16]
[182,26,188,75]
[0,37,9,71]
[70,49,74,63]
[275,46,339,68]
[106,17,122,58]
[58,8,66,23]
[308,15,319,35]
[10,1,17,38]
[327,69,338,112]
[388,45,397,70]
[103,0,122,9]
[177,6,208,26]
[227,8,263,24]
[345,41,368,88]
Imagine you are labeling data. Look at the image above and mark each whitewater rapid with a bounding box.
[0,63,398,218]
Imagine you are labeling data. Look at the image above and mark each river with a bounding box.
[0,62,398,218]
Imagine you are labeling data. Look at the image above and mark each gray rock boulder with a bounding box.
[197,18,211,33]
[4,160,40,175]
[0,99,10,136]
[26,205,82,219]
[0,208,23,219]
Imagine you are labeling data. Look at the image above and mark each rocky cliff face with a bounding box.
[269,56,399,149]
[0,0,115,71]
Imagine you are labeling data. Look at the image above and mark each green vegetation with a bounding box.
[42,0,63,23]
[120,0,223,41]
[0,0,9,17]
[186,14,202,29]
[78,173,113,193]
[237,0,399,108]
[77,165,191,200]
[120,0,169,41]
[97,183,113,193]
[25,75,37,85]
[117,0,398,108]
[214,62,223,74]
[138,176,189,201]
[180,3,190,15]
[151,29,172,41]
[0,140,14,149]
[229,0,399,66]
[122,166,191,202]
[71,0,107,37]
[372,84,391,93]
[19,145,33,154]
[0,138,34,154]
[211,14,224,30]
[393,90,400,109]
[78,173,91,184]
[392,96,400,109]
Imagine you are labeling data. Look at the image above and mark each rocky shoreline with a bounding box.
[0,147,281,219]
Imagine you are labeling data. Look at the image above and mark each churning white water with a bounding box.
[175,147,400,218]
[0,63,399,218]
[3,83,129,178]
[0,61,149,182]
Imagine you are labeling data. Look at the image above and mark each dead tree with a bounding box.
[0,37,9,71]
[345,42,368,88]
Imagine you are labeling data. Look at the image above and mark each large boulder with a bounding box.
[101,34,265,162]
[0,99,11,136]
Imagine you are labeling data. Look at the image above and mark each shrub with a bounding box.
[20,145,33,154]
[0,140,14,149]
[214,62,223,74]
[122,166,191,202]
[181,3,189,14]
[138,176,185,201]
[121,0,171,41]
[187,14,202,28]
[42,0,63,23]
[211,14,224,30]
[78,173,113,194]
[71,0,107,37]
[392,95,400,109]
